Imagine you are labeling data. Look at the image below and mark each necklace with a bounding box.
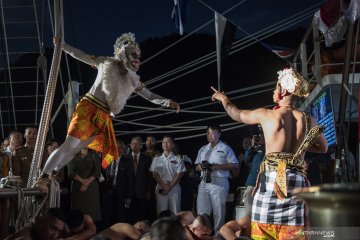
[273,105,295,110]
[278,105,295,108]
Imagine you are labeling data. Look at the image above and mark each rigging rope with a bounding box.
[143,2,321,89]
[114,7,319,139]
[116,82,276,123]
[141,0,248,65]
[116,88,274,137]
[119,2,321,140]
[47,0,71,129]
[19,0,63,228]
[27,0,64,188]
[0,0,17,130]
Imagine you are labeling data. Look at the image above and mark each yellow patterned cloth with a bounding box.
[251,222,305,240]
[258,152,306,201]
[67,94,118,168]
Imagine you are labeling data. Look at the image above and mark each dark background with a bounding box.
[1,0,332,160]
[2,28,308,160]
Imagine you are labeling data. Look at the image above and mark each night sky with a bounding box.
[57,0,324,55]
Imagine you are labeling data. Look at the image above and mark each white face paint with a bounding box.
[126,46,141,72]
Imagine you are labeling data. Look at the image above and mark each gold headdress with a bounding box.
[113,32,138,61]
[277,68,309,97]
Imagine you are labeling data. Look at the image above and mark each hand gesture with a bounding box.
[169,100,180,113]
[210,86,227,102]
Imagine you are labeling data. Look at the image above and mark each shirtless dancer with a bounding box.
[35,33,180,192]
[211,68,327,240]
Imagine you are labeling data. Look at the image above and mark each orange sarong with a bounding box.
[251,222,305,240]
[67,94,118,168]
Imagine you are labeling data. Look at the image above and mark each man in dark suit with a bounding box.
[128,136,154,222]
[102,139,134,227]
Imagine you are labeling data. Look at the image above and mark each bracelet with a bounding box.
[168,100,173,108]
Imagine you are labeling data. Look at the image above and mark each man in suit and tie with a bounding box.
[102,139,134,226]
[128,136,154,222]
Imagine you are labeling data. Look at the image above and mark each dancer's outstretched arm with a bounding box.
[136,86,180,113]
[54,36,103,67]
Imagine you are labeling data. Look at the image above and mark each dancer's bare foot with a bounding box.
[34,177,50,193]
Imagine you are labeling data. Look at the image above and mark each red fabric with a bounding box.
[273,105,281,110]
[261,42,296,59]
[320,0,341,27]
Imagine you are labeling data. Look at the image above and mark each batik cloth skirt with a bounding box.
[67,93,118,168]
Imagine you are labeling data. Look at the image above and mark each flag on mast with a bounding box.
[215,12,236,91]
[172,0,188,35]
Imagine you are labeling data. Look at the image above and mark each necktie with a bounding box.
[108,162,116,187]
[110,162,116,177]
[133,154,138,174]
